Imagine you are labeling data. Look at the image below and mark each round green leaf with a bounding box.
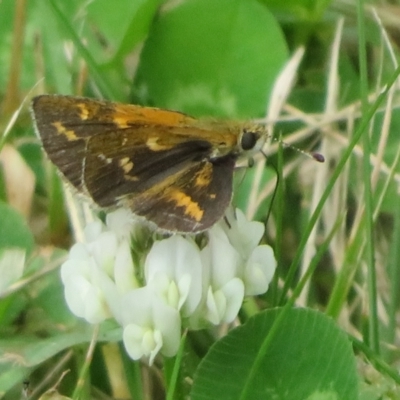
[191,308,359,400]
[133,0,288,118]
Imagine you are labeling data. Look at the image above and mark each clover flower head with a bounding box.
[61,206,276,363]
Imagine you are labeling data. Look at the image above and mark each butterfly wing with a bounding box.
[31,95,236,232]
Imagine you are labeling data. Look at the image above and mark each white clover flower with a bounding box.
[242,244,276,296]
[61,242,111,324]
[221,208,276,296]
[61,211,138,324]
[145,235,202,317]
[60,205,276,364]
[105,208,135,240]
[221,208,264,259]
[83,219,104,242]
[121,287,181,365]
[197,224,245,326]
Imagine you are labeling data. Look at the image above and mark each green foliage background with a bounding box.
[0,0,400,399]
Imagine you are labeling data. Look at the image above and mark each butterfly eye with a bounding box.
[241,130,258,151]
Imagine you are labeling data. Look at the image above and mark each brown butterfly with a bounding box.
[31,95,268,233]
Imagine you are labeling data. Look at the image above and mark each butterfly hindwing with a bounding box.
[123,156,235,232]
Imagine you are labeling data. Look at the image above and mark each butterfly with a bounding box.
[31,95,269,233]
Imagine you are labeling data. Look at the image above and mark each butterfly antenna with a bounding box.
[275,141,325,163]
[266,134,325,163]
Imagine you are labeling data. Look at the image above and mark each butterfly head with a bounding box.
[238,124,267,155]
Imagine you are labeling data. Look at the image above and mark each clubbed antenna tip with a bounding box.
[312,153,325,163]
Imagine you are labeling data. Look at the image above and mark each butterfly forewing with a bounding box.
[31,95,239,232]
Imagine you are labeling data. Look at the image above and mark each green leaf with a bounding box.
[133,0,288,118]
[0,201,34,254]
[18,142,46,193]
[261,0,332,21]
[191,308,359,400]
[86,0,162,61]
[0,321,121,394]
